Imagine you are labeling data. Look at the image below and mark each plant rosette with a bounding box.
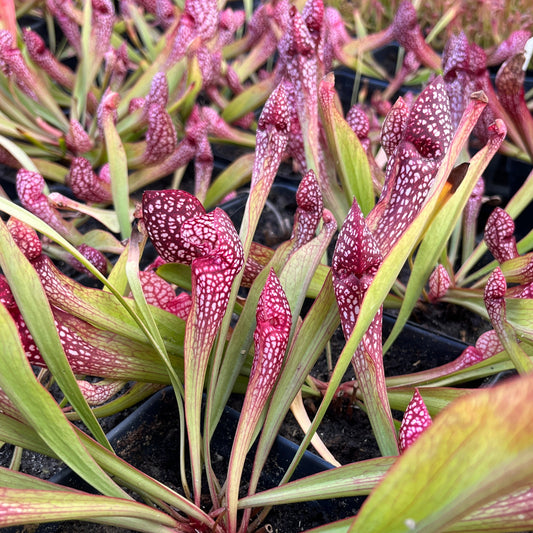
[1,0,533,532]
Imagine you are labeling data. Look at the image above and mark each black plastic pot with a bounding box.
[0,164,18,200]
[218,178,298,247]
[333,66,389,113]
[333,45,421,114]
[3,308,482,533]
[383,312,468,371]
[8,387,362,533]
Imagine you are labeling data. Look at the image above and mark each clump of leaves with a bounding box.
[0,0,258,246]
[1,0,533,532]
[332,0,532,51]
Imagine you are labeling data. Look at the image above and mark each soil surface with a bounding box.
[0,303,497,533]
[1,165,523,532]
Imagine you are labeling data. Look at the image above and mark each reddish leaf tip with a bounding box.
[6,217,42,260]
[428,264,451,303]
[485,267,507,302]
[251,269,292,396]
[485,207,518,263]
[399,389,432,453]
[332,199,382,338]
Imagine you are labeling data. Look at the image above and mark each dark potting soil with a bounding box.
[2,386,364,533]
[0,299,493,533]
[0,164,509,532]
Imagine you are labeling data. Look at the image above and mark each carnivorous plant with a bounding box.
[1,0,533,532]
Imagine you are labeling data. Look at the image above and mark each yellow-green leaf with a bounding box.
[0,486,178,532]
[0,303,124,497]
[349,373,533,532]
[319,74,374,216]
[239,457,394,508]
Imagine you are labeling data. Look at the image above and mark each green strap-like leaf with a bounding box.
[126,3,158,59]
[0,302,124,497]
[72,0,92,119]
[221,76,274,124]
[156,262,193,292]
[0,218,113,451]
[444,486,533,532]
[0,414,216,528]
[0,487,179,533]
[386,386,471,416]
[0,467,72,491]
[0,134,39,171]
[349,373,533,533]
[203,153,255,209]
[116,25,181,116]
[176,54,202,120]
[384,346,519,389]
[101,104,132,240]
[0,200,185,355]
[505,298,533,341]
[307,494,533,533]
[106,242,132,295]
[207,266,269,435]
[125,229,185,394]
[319,74,374,217]
[0,414,55,457]
[125,228,189,498]
[239,457,394,508]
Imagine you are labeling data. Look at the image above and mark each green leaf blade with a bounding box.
[101,102,132,240]
[319,73,374,216]
[0,487,178,532]
[0,302,124,498]
[349,373,533,533]
[239,457,394,508]
[0,219,112,451]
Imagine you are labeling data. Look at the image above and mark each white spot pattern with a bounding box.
[250,270,292,409]
[475,330,504,358]
[252,81,290,188]
[332,199,382,339]
[380,97,409,158]
[65,119,94,154]
[184,0,219,42]
[484,268,507,327]
[142,190,205,263]
[146,72,169,109]
[428,264,451,303]
[484,207,518,263]
[67,157,112,203]
[16,169,71,235]
[399,389,432,453]
[369,78,452,255]
[291,169,323,250]
[6,217,42,260]
[0,29,38,99]
[76,379,125,406]
[144,104,177,165]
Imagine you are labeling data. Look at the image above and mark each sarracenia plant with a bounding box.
[1,0,533,532]
[0,0,258,245]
